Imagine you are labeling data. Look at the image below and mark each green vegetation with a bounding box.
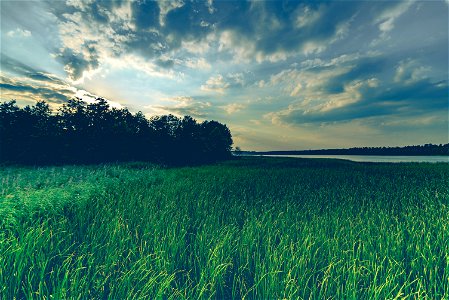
[1,157,448,299]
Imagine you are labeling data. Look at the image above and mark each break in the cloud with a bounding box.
[1,0,447,150]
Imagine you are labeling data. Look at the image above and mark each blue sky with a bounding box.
[1,0,448,150]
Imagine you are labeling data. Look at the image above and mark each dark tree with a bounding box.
[175,116,202,163]
[199,120,233,162]
[0,98,234,165]
[0,100,21,162]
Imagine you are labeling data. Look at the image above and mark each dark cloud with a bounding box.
[155,58,175,69]
[27,72,61,83]
[209,0,253,34]
[1,54,66,85]
[48,0,392,75]
[376,79,448,110]
[278,78,448,125]
[253,2,346,54]
[265,46,448,126]
[209,1,399,59]
[0,76,73,103]
[2,0,448,149]
[90,1,110,24]
[17,0,441,82]
[125,31,166,59]
[0,56,76,104]
[322,56,389,94]
[131,0,160,29]
[55,45,99,81]
[162,1,214,48]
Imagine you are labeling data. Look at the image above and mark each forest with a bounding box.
[249,144,449,156]
[0,99,233,165]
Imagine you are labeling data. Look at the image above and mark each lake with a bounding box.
[257,154,449,163]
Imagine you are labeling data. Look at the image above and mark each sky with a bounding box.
[1,0,448,150]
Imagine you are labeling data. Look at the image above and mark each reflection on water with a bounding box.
[260,155,449,163]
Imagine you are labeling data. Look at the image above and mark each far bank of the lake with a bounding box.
[249,154,449,163]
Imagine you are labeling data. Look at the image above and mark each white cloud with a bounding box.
[268,64,351,96]
[250,119,262,126]
[316,80,364,113]
[200,73,246,94]
[157,0,184,26]
[221,103,245,114]
[227,72,245,86]
[218,31,256,64]
[184,57,211,70]
[181,34,214,55]
[206,0,217,14]
[294,5,322,29]
[380,114,441,127]
[107,54,181,79]
[263,53,387,126]
[268,52,380,100]
[299,53,365,70]
[375,1,413,34]
[370,2,414,46]
[394,59,431,84]
[200,74,230,94]
[7,28,32,38]
[256,51,288,63]
[290,83,302,97]
[74,89,123,109]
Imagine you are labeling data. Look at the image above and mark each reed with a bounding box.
[1,157,448,299]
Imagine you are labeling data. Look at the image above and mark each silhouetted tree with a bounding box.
[0,98,234,165]
[0,100,21,162]
[199,120,233,162]
[175,116,201,163]
[28,101,58,163]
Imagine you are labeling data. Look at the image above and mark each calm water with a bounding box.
[259,155,449,163]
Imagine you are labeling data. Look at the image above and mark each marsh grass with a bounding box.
[1,157,448,299]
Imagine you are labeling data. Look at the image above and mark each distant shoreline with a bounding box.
[239,154,449,163]
[240,152,449,156]
[235,143,449,156]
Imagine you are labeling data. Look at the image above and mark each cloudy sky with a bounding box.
[1,0,448,150]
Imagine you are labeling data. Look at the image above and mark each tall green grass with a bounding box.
[1,157,448,299]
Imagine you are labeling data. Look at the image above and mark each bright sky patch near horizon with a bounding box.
[1,0,448,150]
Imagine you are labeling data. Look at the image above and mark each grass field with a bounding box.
[1,157,448,299]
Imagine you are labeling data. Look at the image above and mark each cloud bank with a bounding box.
[1,0,447,149]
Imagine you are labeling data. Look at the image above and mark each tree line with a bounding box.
[252,143,449,156]
[0,99,233,165]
